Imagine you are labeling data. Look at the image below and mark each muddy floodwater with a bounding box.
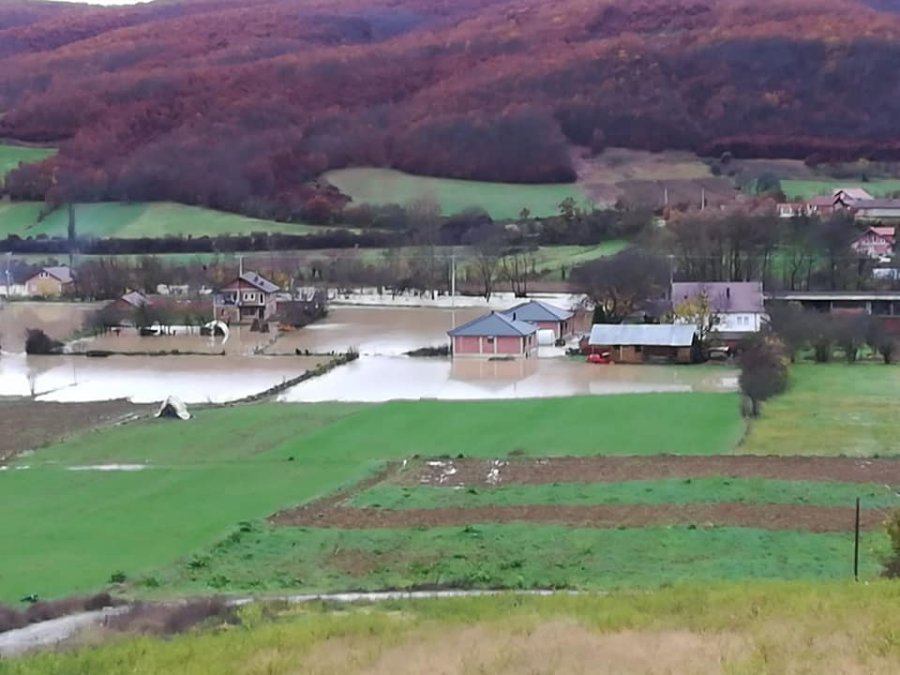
[74,324,276,356]
[0,302,100,352]
[279,357,738,402]
[271,306,501,356]
[0,353,323,404]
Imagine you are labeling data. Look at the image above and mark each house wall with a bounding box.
[452,334,534,358]
[851,235,893,258]
[533,319,572,339]
[25,274,63,297]
[591,344,691,364]
[717,312,763,333]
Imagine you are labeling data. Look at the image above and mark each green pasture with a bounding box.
[348,478,898,510]
[324,167,591,219]
[782,179,900,201]
[0,202,339,239]
[8,583,900,675]
[0,144,55,184]
[741,363,900,456]
[150,523,887,596]
[0,393,740,602]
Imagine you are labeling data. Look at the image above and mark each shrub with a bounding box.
[106,598,239,636]
[884,510,900,579]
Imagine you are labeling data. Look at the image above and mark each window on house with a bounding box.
[486,336,495,344]
[635,345,643,353]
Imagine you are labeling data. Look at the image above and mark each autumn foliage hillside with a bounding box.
[4,0,900,220]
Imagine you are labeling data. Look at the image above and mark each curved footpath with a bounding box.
[0,589,564,657]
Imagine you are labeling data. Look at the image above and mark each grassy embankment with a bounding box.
[0,394,741,602]
[7,584,900,674]
[324,167,591,219]
[0,145,55,186]
[0,202,339,239]
[740,363,900,456]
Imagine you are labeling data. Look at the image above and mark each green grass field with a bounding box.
[8,584,900,674]
[324,167,592,219]
[0,202,338,239]
[0,394,741,602]
[152,524,887,597]
[0,144,55,184]
[782,179,900,200]
[348,478,898,510]
[741,363,900,456]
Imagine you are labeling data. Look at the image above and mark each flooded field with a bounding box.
[270,306,488,356]
[75,324,275,356]
[0,353,322,404]
[279,357,738,402]
[0,302,99,352]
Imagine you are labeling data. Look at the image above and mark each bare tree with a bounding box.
[570,250,669,323]
[499,249,536,298]
[464,223,504,301]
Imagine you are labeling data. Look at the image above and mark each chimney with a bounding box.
[726,287,731,299]
[513,312,517,321]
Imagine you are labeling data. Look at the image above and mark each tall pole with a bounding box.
[853,497,861,581]
[450,252,456,307]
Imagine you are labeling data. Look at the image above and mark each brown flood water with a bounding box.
[0,353,323,404]
[270,306,489,356]
[0,302,100,352]
[279,357,738,402]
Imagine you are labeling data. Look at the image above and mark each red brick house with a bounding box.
[448,311,537,359]
[500,300,574,340]
[851,226,895,259]
[214,272,279,324]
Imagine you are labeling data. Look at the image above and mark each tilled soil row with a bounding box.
[271,503,892,533]
[404,456,900,487]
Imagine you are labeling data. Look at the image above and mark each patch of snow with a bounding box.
[67,464,146,472]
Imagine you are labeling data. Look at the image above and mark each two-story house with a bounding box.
[671,281,766,344]
[851,226,895,259]
[24,266,74,298]
[214,272,279,324]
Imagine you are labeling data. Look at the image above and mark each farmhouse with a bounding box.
[584,324,699,364]
[500,300,574,340]
[852,199,900,222]
[24,266,74,298]
[671,281,766,342]
[108,290,150,313]
[214,271,279,324]
[448,311,537,359]
[851,226,895,259]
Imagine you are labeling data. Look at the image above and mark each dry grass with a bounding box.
[7,584,900,674]
[300,622,748,675]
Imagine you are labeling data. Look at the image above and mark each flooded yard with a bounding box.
[73,324,275,356]
[0,302,100,352]
[0,353,323,404]
[278,356,738,402]
[270,306,497,356]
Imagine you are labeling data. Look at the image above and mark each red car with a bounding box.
[587,352,611,364]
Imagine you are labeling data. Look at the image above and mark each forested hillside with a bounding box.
[3,0,900,220]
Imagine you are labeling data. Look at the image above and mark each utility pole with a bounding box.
[4,252,11,297]
[239,255,244,277]
[450,252,456,307]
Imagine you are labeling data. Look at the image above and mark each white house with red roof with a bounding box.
[851,226,895,259]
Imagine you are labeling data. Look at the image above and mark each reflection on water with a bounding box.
[278,356,739,402]
[0,353,321,404]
